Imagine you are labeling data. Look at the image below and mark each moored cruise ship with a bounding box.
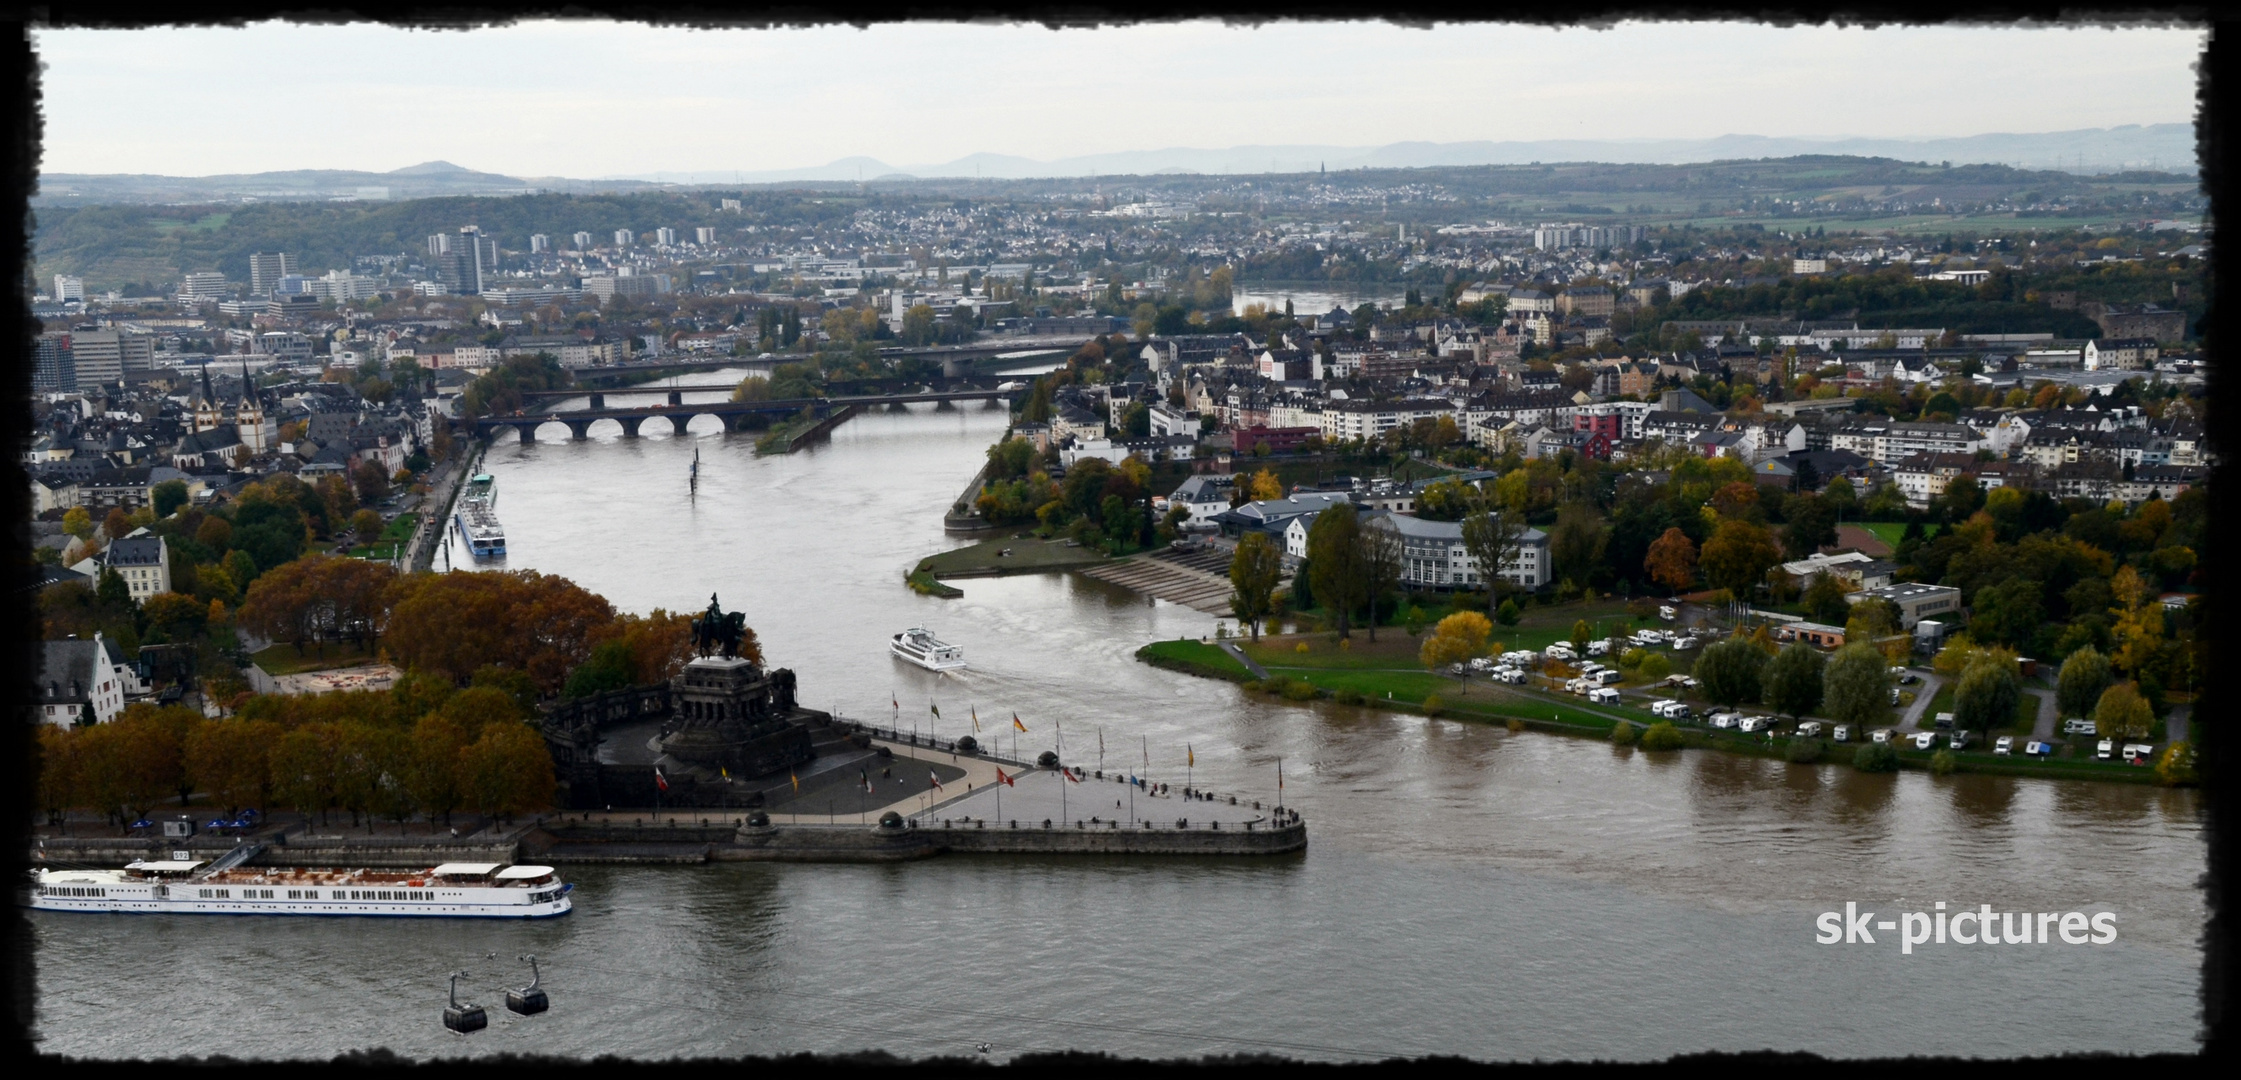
[455,473,506,559]
[889,626,967,672]
[27,860,572,918]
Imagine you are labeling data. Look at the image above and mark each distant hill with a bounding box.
[36,125,2195,207]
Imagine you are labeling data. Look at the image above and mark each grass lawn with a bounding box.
[1855,521,1910,550]
[379,513,420,543]
[1137,640,1254,680]
[917,536,1111,578]
[251,640,378,676]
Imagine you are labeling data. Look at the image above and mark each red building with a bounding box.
[1231,426,1319,454]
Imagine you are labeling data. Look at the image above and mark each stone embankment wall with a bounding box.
[34,835,517,869]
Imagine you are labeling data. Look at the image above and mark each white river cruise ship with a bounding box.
[26,859,572,919]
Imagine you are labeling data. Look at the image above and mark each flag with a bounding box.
[1013,713,1027,732]
[996,767,1016,787]
[1188,744,1195,768]
[860,768,871,793]
[654,768,670,793]
[790,771,799,792]
[892,693,899,714]
[931,703,941,719]
[972,706,981,733]
[930,770,944,792]
[1061,766,1080,783]
[721,766,729,780]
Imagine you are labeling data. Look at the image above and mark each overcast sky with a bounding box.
[33,19,2205,177]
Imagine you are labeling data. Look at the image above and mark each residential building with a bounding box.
[614,229,635,247]
[33,331,74,393]
[38,634,135,727]
[2084,337,2157,371]
[1871,422,1979,462]
[52,274,84,302]
[529,234,550,254]
[695,227,717,245]
[571,231,593,249]
[178,271,230,303]
[103,533,171,601]
[1365,513,1551,591]
[1167,475,1236,527]
[247,251,298,295]
[65,329,154,388]
[1213,491,1355,541]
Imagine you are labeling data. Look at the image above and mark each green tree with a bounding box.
[1306,504,1368,638]
[1802,573,1851,624]
[1570,619,1592,653]
[1821,643,1889,727]
[1968,577,2044,650]
[2056,645,2114,719]
[1762,642,1828,719]
[1549,502,1607,588]
[561,639,637,700]
[1954,657,2020,734]
[1226,532,1283,642]
[1852,741,1900,772]
[1637,652,1671,681]
[1495,598,1521,626]
[1359,519,1404,642]
[1461,499,1530,613]
[152,480,191,519]
[1696,637,1768,706]
[1781,494,1838,559]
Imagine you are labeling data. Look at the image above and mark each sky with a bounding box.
[33,19,2206,177]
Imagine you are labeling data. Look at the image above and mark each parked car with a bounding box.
[2096,738,2114,759]
[1947,731,1970,750]
[1898,672,1920,685]
[1871,729,1893,744]
[1833,725,1852,742]
[1995,735,2015,755]
[1797,721,1823,738]
[1672,636,1698,651]
[1890,688,1902,706]
[1912,732,1938,750]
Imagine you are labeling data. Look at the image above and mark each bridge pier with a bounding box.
[668,389,684,406]
[588,393,605,409]
[566,419,592,441]
[516,422,540,443]
[620,416,643,438]
[667,415,691,436]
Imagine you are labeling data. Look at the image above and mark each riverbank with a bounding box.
[1137,637,2166,786]
[915,535,1111,579]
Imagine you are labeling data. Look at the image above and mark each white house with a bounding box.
[38,633,137,726]
[1364,514,1551,591]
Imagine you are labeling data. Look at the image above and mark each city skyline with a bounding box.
[33,19,2205,178]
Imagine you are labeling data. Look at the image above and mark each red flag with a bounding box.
[654,768,670,793]
[995,766,1015,787]
[1061,766,1080,783]
[930,770,944,791]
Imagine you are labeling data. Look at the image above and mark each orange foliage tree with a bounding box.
[384,570,619,693]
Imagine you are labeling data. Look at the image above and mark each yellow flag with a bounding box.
[721,766,729,779]
[1013,713,1028,732]
[972,706,981,733]
[1188,744,1194,767]
[790,771,799,792]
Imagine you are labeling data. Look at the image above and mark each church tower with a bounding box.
[235,360,275,452]
[191,363,225,433]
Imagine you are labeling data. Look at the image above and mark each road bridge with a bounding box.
[511,374,1028,410]
[469,387,1020,442]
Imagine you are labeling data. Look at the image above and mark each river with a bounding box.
[34,385,2204,1060]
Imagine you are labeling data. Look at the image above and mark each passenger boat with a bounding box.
[455,472,506,559]
[26,859,571,918]
[889,626,968,672]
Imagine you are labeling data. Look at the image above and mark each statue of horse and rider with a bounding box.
[691,594,752,661]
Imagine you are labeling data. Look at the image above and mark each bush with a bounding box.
[1335,688,1366,706]
[1495,598,1521,626]
[1785,737,1823,763]
[1609,721,1638,746]
[1639,721,1685,750]
[1929,749,1957,776]
[1240,679,1264,693]
[1637,653,1672,682]
[1620,647,1648,669]
[2155,741,2198,786]
[1505,717,1525,733]
[1852,742,1900,773]
[1280,680,1321,702]
[1295,642,1311,653]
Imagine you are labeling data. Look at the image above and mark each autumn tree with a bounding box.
[1420,610,1494,670]
[1359,518,1404,641]
[457,722,557,823]
[384,569,621,693]
[1695,637,1768,707]
[1644,527,1699,595]
[2093,682,2154,740]
[1245,468,1284,502]
[185,718,279,813]
[1700,519,1781,599]
[1954,656,2021,734]
[1227,532,1283,641]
